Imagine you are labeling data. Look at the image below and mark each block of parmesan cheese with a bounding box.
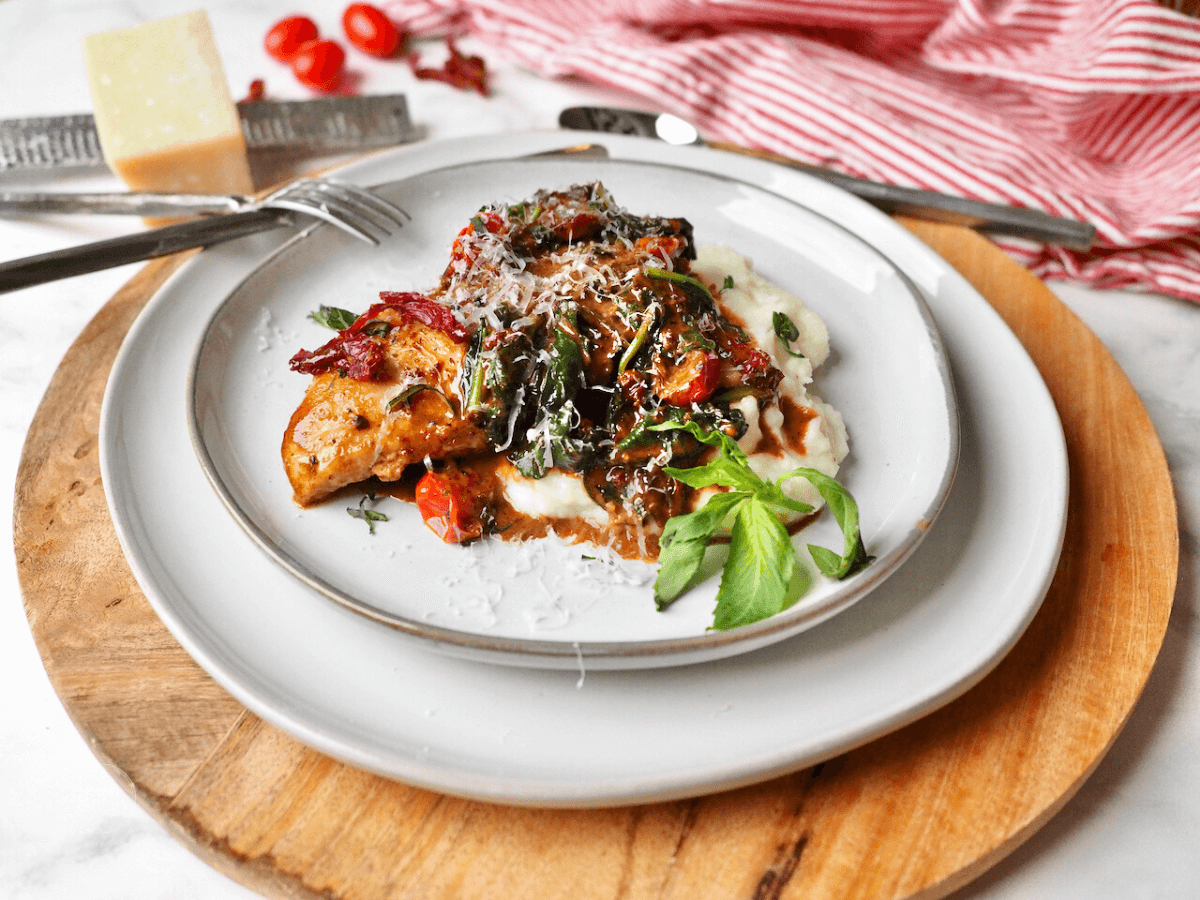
[82,11,253,195]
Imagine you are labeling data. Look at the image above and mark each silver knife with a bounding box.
[559,106,1096,250]
[1,94,416,172]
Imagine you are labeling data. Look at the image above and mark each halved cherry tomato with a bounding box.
[265,16,319,62]
[636,234,686,261]
[415,470,483,543]
[291,39,345,92]
[342,3,402,58]
[659,350,721,406]
[446,211,507,271]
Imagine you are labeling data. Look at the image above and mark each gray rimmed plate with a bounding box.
[184,153,958,669]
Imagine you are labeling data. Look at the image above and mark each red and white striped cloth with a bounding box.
[385,0,1200,303]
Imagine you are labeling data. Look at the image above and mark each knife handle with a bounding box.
[0,208,290,294]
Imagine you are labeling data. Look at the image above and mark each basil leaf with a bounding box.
[663,457,760,494]
[772,311,807,359]
[644,267,719,312]
[712,497,795,630]
[781,467,873,579]
[649,418,747,463]
[311,305,357,330]
[654,491,749,609]
[754,480,814,517]
[387,383,454,414]
[722,275,734,290]
[652,419,760,493]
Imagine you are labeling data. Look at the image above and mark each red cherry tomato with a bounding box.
[291,39,345,92]
[342,3,402,58]
[635,234,687,261]
[264,16,319,62]
[660,351,721,407]
[445,211,507,272]
[415,471,482,544]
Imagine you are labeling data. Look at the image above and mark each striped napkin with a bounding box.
[387,0,1200,303]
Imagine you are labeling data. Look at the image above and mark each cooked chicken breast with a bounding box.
[282,312,486,506]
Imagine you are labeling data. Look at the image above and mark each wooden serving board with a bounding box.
[14,220,1177,900]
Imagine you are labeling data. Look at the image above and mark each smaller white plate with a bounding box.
[188,156,958,669]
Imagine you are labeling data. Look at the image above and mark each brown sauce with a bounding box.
[780,395,818,452]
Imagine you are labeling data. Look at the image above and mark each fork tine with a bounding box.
[295,183,401,241]
[272,181,387,240]
[312,181,410,226]
[264,196,381,244]
[259,179,407,245]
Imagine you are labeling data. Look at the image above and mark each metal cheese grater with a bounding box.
[1,94,417,172]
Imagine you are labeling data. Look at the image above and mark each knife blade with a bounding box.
[1,94,416,172]
[559,106,1096,250]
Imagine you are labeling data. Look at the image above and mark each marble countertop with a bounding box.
[2,0,1197,896]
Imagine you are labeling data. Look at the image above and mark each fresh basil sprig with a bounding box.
[649,421,871,629]
[311,305,358,330]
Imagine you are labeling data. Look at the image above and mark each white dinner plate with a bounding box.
[186,154,957,668]
[100,132,1067,806]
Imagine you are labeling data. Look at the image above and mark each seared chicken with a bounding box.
[282,309,486,506]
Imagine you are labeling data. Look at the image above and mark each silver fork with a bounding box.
[0,178,409,294]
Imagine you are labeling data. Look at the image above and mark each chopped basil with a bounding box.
[311,305,357,330]
[722,275,734,290]
[644,266,717,310]
[360,319,393,337]
[388,383,454,413]
[347,493,388,534]
[772,311,807,359]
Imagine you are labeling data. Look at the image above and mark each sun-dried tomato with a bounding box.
[289,332,387,380]
[240,78,266,103]
[289,291,469,381]
[376,291,469,342]
[548,211,604,242]
[408,37,488,96]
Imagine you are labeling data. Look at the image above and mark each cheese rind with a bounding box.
[83,11,253,195]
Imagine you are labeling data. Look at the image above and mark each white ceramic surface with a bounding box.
[187,149,959,668]
[97,132,1066,807]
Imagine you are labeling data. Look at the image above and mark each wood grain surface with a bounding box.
[14,221,1177,900]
